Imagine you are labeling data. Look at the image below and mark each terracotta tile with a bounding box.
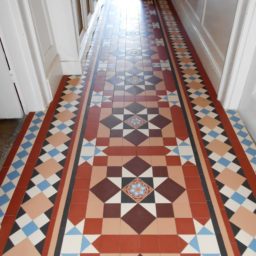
[102,218,121,234]
[22,193,53,219]
[206,139,231,156]
[156,218,177,234]
[4,239,41,256]
[216,168,246,190]
[190,203,210,219]
[35,158,63,178]
[84,218,103,234]
[86,192,104,218]
[175,218,195,234]
[140,235,160,252]
[230,206,256,236]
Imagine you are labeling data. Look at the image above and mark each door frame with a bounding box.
[218,0,256,109]
[0,0,52,114]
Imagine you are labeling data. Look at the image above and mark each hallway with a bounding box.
[0,0,256,255]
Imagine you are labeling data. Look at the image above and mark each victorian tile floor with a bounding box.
[0,0,256,255]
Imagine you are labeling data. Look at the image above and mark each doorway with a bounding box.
[0,38,24,119]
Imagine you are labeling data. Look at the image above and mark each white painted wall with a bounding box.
[239,46,256,141]
[172,0,238,92]
[27,0,63,96]
[46,0,82,75]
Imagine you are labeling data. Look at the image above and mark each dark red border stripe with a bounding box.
[42,74,93,256]
[155,1,240,255]
[0,112,34,184]
[0,76,69,254]
[166,1,256,195]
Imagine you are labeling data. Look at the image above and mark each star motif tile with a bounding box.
[90,157,185,233]
[100,103,171,144]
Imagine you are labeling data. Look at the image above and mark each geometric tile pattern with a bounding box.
[158,0,256,254]
[0,112,45,225]
[166,138,196,165]
[60,220,99,255]
[90,157,185,233]
[180,219,221,254]
[227,110,256,172]
[3,76,84,254]
[1,0,255,255]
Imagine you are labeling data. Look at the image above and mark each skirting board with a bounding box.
[60,60,82,75]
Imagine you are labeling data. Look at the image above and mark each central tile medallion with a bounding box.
[90,157,185,233]
[124,115,147,129]
[122,177,153,203]
[100,102,171,145]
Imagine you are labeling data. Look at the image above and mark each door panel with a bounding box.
[0,41,23,119]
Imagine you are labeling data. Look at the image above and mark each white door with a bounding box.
[0,40,24,119]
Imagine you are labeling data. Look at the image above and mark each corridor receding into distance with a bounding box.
[0,0,256,255]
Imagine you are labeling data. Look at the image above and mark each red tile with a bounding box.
[84,218,102,234]
[140,235,160,253]
[185,177,203,190]
[68,203,87,224]
[71,189,88,204]
[94,235,121,253]
[96,138,109,146]
[157,235,185,252]
[119,235,140,253]
[166,156,181,165]
[182,165,199,177]
[176,218,195,234]
[163,137,177,146]
[93,156,108,166]
[187,190,207,203]
[190,203,210,218]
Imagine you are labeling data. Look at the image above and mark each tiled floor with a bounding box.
[0,0,256,255]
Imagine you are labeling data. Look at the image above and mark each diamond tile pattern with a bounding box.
[0,0,255,255]
[159,0,256,254]
[0,112,45,224]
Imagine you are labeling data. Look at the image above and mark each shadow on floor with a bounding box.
[0,118,24,168]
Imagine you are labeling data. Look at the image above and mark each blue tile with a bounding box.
[234,123,243,130]
[29,126,39,132]
[37,180,50,191]
[57,124,67,130]
[33,118,42,124]
[251,157,256,164]
[218,158,230,167]
[22,141,32,149]
[242,139,253,146]
[36,112,44,117]
[231,192,246,204]
[12,159,24,169]
[208,131,219,138]
[7,170,19,180]
[238,130,247,138]
[230,115,240,122]
[0,194,9,206]
[48,149,60,157]
[246,148,256,156]
[25,133,36,140]
[17,150,28,159]
[200,109,210,114]
[249,239,256,251]
[2,182,15,193]
[22,222,38,236]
